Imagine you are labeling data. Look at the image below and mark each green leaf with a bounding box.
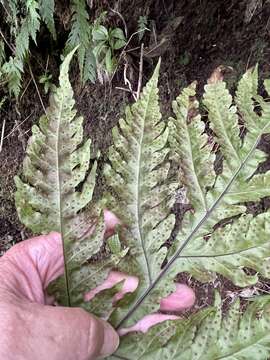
[102,65,270,355]
[110,28,126,40]
[137,15,148,41]
[103,59,179,326]
[14,48,101,306]
[105,48,114,74]
[40,0,56,39]
[65,0,94,82]
[113,39,126,50]
[168,81,215,213]
[93,25,108,41]
[2,56,23,97]
[83,48,96,83]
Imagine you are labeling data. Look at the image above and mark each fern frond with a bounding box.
[14,48,102,305]
[14,54,270,358]
[115,295,270,359]
[178,212,270,285]
[2,56,23,97]
[102,64,270,344]
[103,61,179,325]
[65,0,94,81]
[40,0,56,39]
[2,0,41,96]
[83,47,96,83]
[15,0,40,59]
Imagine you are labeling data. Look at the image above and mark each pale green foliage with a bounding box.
[106,64,270,357]
[14,48,103,305]
[137,15,149,41]
[114,295,270,359]
[15,54,270,358]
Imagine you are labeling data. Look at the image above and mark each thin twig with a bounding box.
[110,29,147,83]
[125,46,141,53]
[45,55,49,73]
[109,7,128,38]
[123,57,137,101]
[136,43,144,100]
[115,86,133,93]
[0,119,6,153]
[0,29,15,54]
[19,78,32,102]
[4,112,33,140]
[15,106,27,149]
[28,62,47,116]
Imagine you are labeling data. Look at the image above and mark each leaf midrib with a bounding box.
[55,92,71,306]
[135,84,155,286]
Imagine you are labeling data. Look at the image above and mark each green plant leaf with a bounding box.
[14,48,103,306]
[103,59,179,327]
[93,25,108,41]
[110,28,126,40]
[105,48,113,74]
[137,15,148,41]
[113,39,126,50]
[65,0,94,82]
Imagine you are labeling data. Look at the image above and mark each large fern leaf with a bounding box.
[101,61,181,327]
[14,48,106,305]
[102,64,270,357]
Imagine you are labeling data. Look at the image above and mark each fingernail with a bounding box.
[99,321,119,358]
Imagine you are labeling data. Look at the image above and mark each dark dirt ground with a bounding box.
[1,0,270,308]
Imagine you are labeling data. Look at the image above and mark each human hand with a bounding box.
[0,231,119,360]
[0,211,195,360]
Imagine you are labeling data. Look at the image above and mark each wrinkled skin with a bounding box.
[0,212,195,360]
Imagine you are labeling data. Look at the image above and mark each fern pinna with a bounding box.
[15,50,270,359]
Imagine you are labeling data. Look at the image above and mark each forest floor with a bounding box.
[1,0,270,310]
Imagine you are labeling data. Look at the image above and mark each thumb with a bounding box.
[37,304,119,360]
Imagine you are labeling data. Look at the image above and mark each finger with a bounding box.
[86,271,195,311]
[118,314,179,336]
[160,283,196,311]
[87,276,195,336]
[85,271,139,302]
[46,306,119,360]
[118,284,195,335]
[104,209,121,238]
[0,232,63,303]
